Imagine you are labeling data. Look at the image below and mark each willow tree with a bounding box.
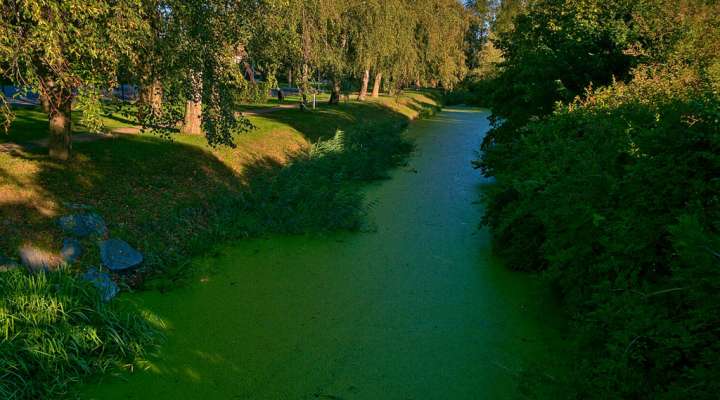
[296,0,353,105]
[411,0,469,89]
[346,0,407,100]
[345,0,381,100]
[368,0,419,96]
[0,0,147,160]
[133,0,252,144]
[244,0,303,97]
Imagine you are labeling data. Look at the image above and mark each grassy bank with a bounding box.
[0,91,440,398]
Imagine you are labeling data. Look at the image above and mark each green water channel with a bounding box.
[82,108,564,399]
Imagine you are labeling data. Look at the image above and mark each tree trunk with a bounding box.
[183,99,202,135]
[358,69,370,101]
[48,88,72,160]
[137,79,163,121]
[39,91,51,114]
[182,72,202,135]
[243,62,256,84]
[371,72,382,98]
[300,63,310,107]
[329,79,341,105]
[150,79,162,115]
[288,68,293,88]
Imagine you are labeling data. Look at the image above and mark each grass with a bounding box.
[0,90,440,398]
[0,267,161,399]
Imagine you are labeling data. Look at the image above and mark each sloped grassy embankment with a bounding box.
[0,92,440,399]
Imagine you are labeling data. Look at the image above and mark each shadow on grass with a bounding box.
[0,92,437,286]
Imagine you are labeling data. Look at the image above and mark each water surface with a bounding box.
[83,108,562,399]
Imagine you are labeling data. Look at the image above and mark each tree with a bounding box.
[409,0,469,89]
[135,0,253,143]
[0,0,147,160]
[485,0,637,139]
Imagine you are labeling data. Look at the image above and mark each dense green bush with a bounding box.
[0,268,159,399]
[476,0,720,397]
[482,65,720,398]
[240,119,413,233]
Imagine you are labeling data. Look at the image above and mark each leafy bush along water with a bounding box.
[0,268,159,399]
[472,0,720,396]
[481,67,720,398]
[137,107,418,289]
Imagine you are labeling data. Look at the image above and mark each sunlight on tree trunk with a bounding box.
[183,99,202,135]
[372,72,382,97]
[48,89,71,160]
[150,79,163,115]
[138,79,163,120]
[39,92,50,114]
[182,72,202,135]
[358,68,370,100]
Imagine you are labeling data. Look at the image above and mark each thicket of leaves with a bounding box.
[476,0,720,397]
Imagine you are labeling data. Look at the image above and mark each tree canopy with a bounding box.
[0,0,469,159]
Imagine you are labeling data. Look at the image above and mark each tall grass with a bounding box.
[0,268,159,399]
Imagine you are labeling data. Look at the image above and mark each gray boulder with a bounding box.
[99,239,143,271]
[61,238,82,263]
[58,213,107,238]
[81,267,119,302]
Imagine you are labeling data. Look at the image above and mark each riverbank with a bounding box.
[0,91,441,398]
[82,108,565,400]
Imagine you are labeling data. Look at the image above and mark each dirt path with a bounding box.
[240,103,299,115]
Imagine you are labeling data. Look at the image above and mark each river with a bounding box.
[82,107,563,399]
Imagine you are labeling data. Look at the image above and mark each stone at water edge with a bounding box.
[99,239,143,271]
[61,238,82,263]
[58,213,108,238]
[81,267,119,302]
[0,255,19,272]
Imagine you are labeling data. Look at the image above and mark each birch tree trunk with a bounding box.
[358,68,370,100]
[371,72,382,97]
[182,72,202,135]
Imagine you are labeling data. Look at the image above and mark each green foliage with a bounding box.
[236,81,273,105]
[484,63,720,398]
[477,0,720,397]
[75,87,105,134]
[143,105,417,288]
[0,268,159,399]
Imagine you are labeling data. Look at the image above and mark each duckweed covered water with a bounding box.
[83,108,563,399]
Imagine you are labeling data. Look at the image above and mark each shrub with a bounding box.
[480,65,720,398]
